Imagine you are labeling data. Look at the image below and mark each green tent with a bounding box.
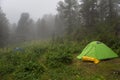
[77,41,118,60]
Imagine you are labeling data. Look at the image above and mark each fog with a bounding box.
[0,0,120,47]
[1,0,63,23]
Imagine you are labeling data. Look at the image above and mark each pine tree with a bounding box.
[0,7,9,47]
[57,0,80,35]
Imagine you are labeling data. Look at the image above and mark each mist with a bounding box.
[0,0,120,47]
[1,0,63,23]
[0,0,120,80]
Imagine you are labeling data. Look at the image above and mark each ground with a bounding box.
[0,41,120,80]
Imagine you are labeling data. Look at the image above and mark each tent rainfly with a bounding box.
[77,41,118,64]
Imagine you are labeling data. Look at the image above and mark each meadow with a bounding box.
[0,40,120,80]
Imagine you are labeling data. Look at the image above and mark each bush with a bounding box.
[0,63,14,76]
[13,61,45,80]
[46,51,73,68]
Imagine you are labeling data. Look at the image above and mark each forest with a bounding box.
[0,0,120,46]
[0,0,120,80]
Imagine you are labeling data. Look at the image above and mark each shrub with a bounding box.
[13,61,45,80]
[46,51,73,68]
[0,63,14,76]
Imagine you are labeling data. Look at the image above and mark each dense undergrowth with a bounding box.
[0,39,120,80]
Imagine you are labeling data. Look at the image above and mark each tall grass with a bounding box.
[0,40,119,80]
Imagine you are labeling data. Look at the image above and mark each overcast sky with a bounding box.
[1,0,63,23]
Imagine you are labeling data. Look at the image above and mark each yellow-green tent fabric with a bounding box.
[77,41,118,60]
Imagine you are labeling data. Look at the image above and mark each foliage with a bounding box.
[13,61,45,80]
[0,0,120,79]
[0,41,120,80]
[46,51,72,68]
[57,0,80,35]
[45,43,74,68]
[0,7,9,47]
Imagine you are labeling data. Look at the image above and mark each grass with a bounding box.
[0,40,120,80]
